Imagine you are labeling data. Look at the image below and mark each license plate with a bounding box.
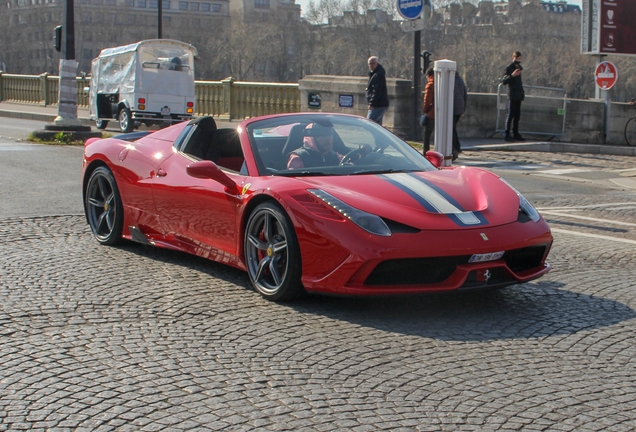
[468,251,504,263]
[161,107,170,115]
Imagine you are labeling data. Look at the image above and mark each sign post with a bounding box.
[397,0,427,140]
[595,61,617,143]
[594,61,617,90]
[397,0,423,20]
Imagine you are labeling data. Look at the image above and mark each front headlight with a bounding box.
[519,194,540,222]
[308,189,392,236]
[500,178,541,223]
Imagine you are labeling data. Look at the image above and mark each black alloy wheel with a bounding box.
[85,166,124,245]
[244,202,303,301]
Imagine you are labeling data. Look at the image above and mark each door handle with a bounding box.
[156,168,167,177]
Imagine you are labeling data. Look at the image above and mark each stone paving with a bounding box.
[460,149,636,172]
[1,212,636,431]
[1,114,636,430]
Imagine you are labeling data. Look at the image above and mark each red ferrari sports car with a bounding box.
[82,113,552,301]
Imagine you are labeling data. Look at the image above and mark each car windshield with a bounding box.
[246,114,436,176]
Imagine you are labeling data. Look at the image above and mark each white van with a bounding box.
[89,39,197,133]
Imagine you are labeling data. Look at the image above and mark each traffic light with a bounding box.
[421,50,431,73]
[54,25,62,52]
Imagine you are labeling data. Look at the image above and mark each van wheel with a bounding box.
[118,108,134,133]
[95,119,109,130]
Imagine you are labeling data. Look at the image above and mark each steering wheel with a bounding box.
[339,148,367,165]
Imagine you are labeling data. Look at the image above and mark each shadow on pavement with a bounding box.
[119,241,636,343]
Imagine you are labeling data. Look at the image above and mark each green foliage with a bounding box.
[54,132,71,144]
[27,132,85,146]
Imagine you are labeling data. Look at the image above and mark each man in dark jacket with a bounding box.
[502,51,525,142]
[287,123,343,169]
[366,56,390,126]
[452,73,467,161]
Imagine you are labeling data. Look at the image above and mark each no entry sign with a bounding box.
[595,61,617,90]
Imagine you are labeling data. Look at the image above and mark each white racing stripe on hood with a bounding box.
[389,173,481,225]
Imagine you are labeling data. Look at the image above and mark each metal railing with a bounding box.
[495,83,567,141]
[0,72,301,120]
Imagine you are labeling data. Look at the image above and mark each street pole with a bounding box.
[413,30,421,141]
[36,0,99,140]
[53,0,82,127]
[158,0,163,38]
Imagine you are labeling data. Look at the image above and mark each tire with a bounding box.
[84,166,124,245]
[95,119,109,130]
[118,107,134,133]
[625,117,636,146]
[244,202,304,301]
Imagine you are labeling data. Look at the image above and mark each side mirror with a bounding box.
[425,150,444,168]
[186,160,237,193]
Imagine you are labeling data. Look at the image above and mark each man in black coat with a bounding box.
[366,56,390,126]
[452,73,467,161]
[502,51,525,142]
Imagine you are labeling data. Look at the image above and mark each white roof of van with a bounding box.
[97,39,198,58]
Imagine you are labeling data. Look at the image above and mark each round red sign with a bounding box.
[595,61,618,90]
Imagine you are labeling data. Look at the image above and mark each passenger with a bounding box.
[287,123,343,169]
[169,57,183,71]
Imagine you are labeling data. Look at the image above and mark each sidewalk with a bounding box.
[0,101,234,131]
[1,101,635,156]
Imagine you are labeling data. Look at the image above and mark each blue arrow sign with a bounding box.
[397,0,423,20]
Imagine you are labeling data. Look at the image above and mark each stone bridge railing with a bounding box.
[1,71,633,145]
[0,72,300,120]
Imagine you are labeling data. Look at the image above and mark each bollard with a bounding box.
[434,60,456,167]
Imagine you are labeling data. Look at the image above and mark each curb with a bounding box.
[464,141,636,157]
[0,109,94,126]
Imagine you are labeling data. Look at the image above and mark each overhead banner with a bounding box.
[581,0,636,56]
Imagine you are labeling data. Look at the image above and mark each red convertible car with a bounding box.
[82,113,552,301]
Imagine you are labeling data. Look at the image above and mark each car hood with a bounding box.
[293,167,522,230]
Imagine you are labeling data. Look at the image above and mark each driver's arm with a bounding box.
[287,153,304,170]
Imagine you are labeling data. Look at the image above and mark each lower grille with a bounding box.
[365,256,468,286]
[503,245,547,273]
[364,244,549,287]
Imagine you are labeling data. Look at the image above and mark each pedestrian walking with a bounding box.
[366,56,389,126]
[452,72,467,161]
[422,67,435,153]
[502,51,525,142]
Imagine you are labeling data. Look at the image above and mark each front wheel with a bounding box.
[84,166,124,245]
[244,202,303,301]
[118,107,134,133]
[95,119,109,130]
[625,117,636,146]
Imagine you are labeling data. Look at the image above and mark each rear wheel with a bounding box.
[625,117,636,146]
[244,202,303,301]
[118,107,134,133]
[84,166,124,245]
[95,119,109,130]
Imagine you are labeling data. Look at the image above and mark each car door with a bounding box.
[151,118,244,258]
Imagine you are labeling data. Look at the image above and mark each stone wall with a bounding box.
[459,93,630,145]
[298,75,412,138]
[299,75,630,145]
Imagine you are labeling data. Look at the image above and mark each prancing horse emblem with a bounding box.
[480,233,489,241]
[483,269,491,282]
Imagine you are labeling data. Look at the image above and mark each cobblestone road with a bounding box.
[1,211,636,431]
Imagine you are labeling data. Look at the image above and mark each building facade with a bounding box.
[0,0,307,76]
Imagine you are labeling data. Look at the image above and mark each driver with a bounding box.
[287,123,343,169]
